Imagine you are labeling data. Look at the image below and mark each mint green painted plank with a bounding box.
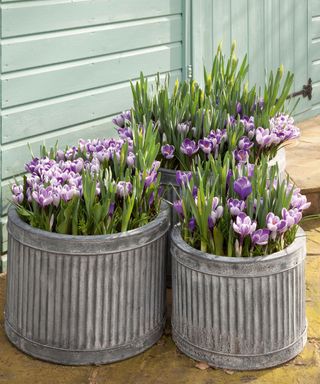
[2,69,182,144]
[293,0,309,114]
[191,0,213,82]
[279,0,294,75]
[311,62,320,83]
[1,70,183,179]
[2,43,182,107]
[2,16,182,72]
[1,0,183,37]
[230,0,248,63]
[312,17,320,39]
[247,0,265,89]
[2,83,132,144]
[311,0,320,15]
[212,0,231,55]
[311,82,320,104]
[270,0,280,72]
[311,40,320,61]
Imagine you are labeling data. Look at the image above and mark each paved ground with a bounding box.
[0,218,320,384]
[286,116,320,214]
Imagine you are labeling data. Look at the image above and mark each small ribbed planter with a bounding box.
[5,204,170,365]
[161,147,287,287]
[171,224,307,370]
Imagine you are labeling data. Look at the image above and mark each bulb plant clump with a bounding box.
[173,155,310,257]
[113,43,300,171]
[11,122,164,235]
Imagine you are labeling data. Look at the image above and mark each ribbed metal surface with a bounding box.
[5,205,169,365]
[171,225,307,370]
[160,168,180,287]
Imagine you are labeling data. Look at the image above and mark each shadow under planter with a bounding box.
[170,224,307,371]
[5,204,170,365]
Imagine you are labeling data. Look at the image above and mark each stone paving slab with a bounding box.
[0,220,320,384]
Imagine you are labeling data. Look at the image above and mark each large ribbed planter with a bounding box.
[5,204,170,365]
[171,224,307,370]
[161,147,286,287]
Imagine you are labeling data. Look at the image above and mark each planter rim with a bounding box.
[171,223,305,264]
[7,202,170,254]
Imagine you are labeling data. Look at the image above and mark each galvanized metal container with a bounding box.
[171,225,307,370]
[5,204,170,365]
[160,148,286,287]
[160,168,179,287]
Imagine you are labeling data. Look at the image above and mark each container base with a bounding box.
[5,317,165,366]
[172,325,307,371]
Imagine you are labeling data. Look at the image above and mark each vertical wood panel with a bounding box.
[247,0,265,90]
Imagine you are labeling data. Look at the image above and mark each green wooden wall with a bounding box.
[191,0,313,119]
[0,0,318,255]
[0,0,187,253]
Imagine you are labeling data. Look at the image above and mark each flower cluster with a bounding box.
[12,129,163,235]
[122,44,297,171]
[173,156,310,257]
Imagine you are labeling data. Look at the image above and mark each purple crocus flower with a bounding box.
[112,111,131,128]
[177,122,190,134]
[180,138,199,156]
[32,187,54,207]
[126,153,135,168]
[116,181,132,198]
[255,127,280,148]
[238,137,254,151]
[208,197,223,230]
[173,200,184,218]
[251,229,269,246]
[144,171,157,188]
[188,217,196,232]
[233,213,257,242]
[192,186,198,198]
[227,198,246,216]
[151,161,161,172]
[148,192,154,207]
[233,177,252,200]
[161,144,175,159]
[198,138,213,154]
[56,150,65,161]
[290,193,311,211]
[108,202,115,217]
[234,149,249,164]
[176,171,192,187]
[236,102,242,115]
[282,208,302,228]
[269,114,300,142]
[266,212,287,240]
[12,184,24,204]
[117,127,133,140]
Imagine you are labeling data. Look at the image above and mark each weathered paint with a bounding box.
[0,0,186,254]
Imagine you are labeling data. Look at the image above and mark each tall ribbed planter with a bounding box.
[5,204,170,365]
[161,147,287,287]
[171,225,307,370]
